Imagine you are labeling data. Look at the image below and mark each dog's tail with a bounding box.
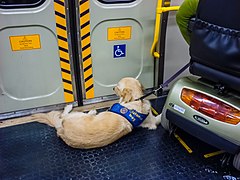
[31,111,63,129]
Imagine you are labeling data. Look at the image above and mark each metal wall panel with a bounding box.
[78,0,157,98]
[0,0,75,114]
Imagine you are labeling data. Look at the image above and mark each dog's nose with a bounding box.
[113,87,115,91]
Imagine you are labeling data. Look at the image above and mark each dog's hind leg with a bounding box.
[62,104,73,117]
[88,109,97,115]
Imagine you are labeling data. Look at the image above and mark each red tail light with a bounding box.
[181,88,240,125]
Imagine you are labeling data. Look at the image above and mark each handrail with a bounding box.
[151,0,180,58]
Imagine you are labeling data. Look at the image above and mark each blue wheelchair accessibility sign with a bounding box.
[113,44,126,58]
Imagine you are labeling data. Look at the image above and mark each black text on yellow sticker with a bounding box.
[9,34,41,51]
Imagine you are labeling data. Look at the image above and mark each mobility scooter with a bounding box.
[161,0,240,170]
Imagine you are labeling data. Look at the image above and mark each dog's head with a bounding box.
[113,77,144,103]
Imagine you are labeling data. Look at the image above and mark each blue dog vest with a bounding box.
[108,103,148,128]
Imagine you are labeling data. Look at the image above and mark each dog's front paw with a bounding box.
[147,124,157,130]
[88,109,97,115]
[140,123,157,130]
[155,114,162,125]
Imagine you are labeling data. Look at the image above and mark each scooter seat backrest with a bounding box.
[189,0,240,91]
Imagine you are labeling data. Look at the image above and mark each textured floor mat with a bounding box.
[1,121,239,180]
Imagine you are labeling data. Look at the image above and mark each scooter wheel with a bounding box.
[233,152,240,171]
[160,109,170,131]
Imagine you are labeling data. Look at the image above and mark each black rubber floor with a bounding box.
[0,97,239,179]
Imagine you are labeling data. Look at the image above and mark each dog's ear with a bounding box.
[113,86,121,97]
[121,88,133,103]
[141,83,145,91]
[136,79,144,92]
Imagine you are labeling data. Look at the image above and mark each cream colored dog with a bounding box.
[32,77,161,149]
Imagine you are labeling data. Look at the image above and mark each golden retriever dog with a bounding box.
[32,77,161,149]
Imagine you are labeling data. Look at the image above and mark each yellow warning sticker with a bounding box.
[9,34,41,51]
[108,26,131,41]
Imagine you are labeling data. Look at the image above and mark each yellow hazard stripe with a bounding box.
[84,67,93,80]
[151,107,159,116]
[56,28,67,39]
[59,51,69,61]
[80,0,90,14]
[81,24,91,37]
[61,71,72,81]
[79,0,94,99]
[58,39,69,50]
[81,35,91,47]
[204,150,225,158]
[60,61,71,71]
[54,1,65,13]
[80,13,90,26]
[54,0,74,103]
[82,48,91,59]
[174,133,193,153]
[55,16,67,27]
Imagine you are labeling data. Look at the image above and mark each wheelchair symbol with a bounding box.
[114,46,124,57]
